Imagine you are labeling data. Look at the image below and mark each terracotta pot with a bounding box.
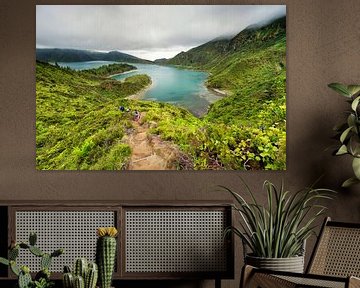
[245,254,305,273]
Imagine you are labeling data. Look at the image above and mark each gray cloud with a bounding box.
[36,5,286,60]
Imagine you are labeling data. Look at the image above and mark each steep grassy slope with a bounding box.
[160,16,287,169]
[36,62,152,169]
[166,38,229,67]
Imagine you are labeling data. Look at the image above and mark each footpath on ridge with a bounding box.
[125,113,180,170]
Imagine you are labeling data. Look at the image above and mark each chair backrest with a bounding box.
[307,217,360,277]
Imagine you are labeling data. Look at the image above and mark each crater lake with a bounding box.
[58,61,222,116]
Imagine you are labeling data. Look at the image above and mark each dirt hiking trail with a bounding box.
[126,113,180,170]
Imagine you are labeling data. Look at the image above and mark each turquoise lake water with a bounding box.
[58,61,222,116]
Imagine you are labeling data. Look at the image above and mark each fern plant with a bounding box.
[328,83,360,187]
[223,180,334,258]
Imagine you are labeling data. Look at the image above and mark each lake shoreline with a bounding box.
[107,69,136,78]
[127,81,154,100]
[208,87,227,97]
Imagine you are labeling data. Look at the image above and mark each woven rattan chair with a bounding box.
[241,217,360,288]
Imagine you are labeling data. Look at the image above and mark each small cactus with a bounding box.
[29,245,44,257]
[74,258,87,279]
[41,253,52,270]
[85,262,98,288]
[96,227,118,288]
[35,268,50,281]
[51,248,64,257]
[74,275,85,288]
[9,247,19,260]
[0,232,63,288]
[10,260,20,276]
[63,272,74,288]
[19,243,29,249]
[64,265,72,273]
[63,259,98,288]
[18,270,32,288]
[29,232,37,246]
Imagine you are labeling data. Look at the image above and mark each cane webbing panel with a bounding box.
[249,272,297,288]
[309,226,360,277]
[277,275,345,288]
[15,211,115,272]
[125,210,227,273]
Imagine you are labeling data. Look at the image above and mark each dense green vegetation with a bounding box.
[81,63,136,77]
[36,16,286,170]
[36,61,151,169]
[151,16,286,169]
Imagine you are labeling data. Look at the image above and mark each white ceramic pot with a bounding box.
[245,254,305,273]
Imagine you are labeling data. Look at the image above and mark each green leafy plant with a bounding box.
[328,83,360,187]
[0,232,63,288]
[222,180,334,258]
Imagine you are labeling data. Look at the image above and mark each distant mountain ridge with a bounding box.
[36,48,152,64]
[164,16,286,67]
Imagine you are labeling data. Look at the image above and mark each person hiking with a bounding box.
[134,110,140,121]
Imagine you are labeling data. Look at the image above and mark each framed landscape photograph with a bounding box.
[36,5,286,170]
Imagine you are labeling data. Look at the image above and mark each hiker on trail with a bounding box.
[134,110,140,121]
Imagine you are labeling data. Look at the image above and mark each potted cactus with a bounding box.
[96,227,118,288]
[62,258,98,288]
[0,232,63,288]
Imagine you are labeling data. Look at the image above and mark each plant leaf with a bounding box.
[328,83,352,97]
[348,135,360,157]
[352,157,360,179]
[336,145,348,155]
[340,127,353,143]
[348,85,360,97]
[351,96,360,111]
[348,114,356,128]
[342,177,360,188]
[0,257,9,266]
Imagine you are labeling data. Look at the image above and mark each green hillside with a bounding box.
[36,61,152,169]
[36,16,286,170]
[163,16,287,169]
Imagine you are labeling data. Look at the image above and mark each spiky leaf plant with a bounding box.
[328,83,360,187]
[223,180,334,258]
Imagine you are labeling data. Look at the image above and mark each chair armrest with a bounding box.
[349,276,360,288]
[240,265,296,288]
[240,265,350,288]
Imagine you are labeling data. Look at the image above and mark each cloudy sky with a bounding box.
[36,5,286,61]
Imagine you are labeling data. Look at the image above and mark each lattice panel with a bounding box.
[277,275,345,288]
[125,210,227,273]
[15,211,115,272]
[310,226,360,277]
[322,227,360,277]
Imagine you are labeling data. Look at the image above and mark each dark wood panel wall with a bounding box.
[1,1,360,288]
